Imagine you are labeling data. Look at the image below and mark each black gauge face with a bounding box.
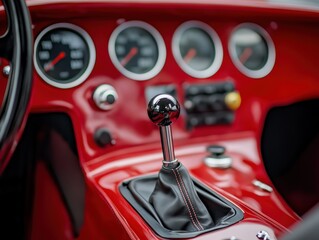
[231,28,269,71]
[114,27,159,75]
[109,21,166,81]
[35,25,93,87]
[179,27,215,71]
[173,22,223,78]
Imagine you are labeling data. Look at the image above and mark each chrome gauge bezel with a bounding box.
[229,23,276,79]
[172,21,223,78]
[34,23,96,89]
[108,21,166,81]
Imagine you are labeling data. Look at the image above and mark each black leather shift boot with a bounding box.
[120,164,243,238]
[149,163,213,231]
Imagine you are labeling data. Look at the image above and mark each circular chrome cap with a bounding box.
[93,84,118,110]
[147,94,180,126]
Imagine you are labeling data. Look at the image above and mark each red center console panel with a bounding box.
[88,133,299,239]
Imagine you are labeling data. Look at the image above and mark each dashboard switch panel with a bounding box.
[184,81,237,128]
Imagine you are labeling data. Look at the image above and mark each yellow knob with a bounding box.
[225,91,241,111]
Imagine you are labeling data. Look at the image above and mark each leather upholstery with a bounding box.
[120,162,243,238]
[149,163,213,231]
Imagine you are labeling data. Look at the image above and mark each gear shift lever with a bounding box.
[147,94,213,231]
[147,94,180,168]
[119,93,243,237]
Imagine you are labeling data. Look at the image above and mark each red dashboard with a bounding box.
[29,1,319,161]
[2,0,319,239]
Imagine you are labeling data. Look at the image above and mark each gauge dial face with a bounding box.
[109,21,166,81]
[34,23,95,88]
[229,24,275,78]
[173,21,223,78]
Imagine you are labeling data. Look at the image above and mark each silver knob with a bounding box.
[147,94,180,168]
[93,84,118,110]
[3,65,10,77]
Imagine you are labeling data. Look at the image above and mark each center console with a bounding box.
[89,94,299,240]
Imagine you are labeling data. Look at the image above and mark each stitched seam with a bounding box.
[176,169,204,231]
[172,169,200,231]
[172,169,201,231]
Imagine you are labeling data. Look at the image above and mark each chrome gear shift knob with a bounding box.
[147,94,180,168]
[147,94,180,126]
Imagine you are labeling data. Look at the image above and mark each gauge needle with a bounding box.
[183,48,197,63]
[44,51,66,72]
[239,47,253,64]
[120,47,138,67]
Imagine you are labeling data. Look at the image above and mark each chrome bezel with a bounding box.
[229,23,276,79]
[34,23,96,89]
[93,84,118,110]
[108,21,166,81]
[172,21,223,78]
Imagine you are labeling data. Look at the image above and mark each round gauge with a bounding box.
[172,21,223,78]
[34,23,95,89]
[229,23,275,78]
[108,21,166,81]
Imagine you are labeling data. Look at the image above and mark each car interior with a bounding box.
[0,0,319,239]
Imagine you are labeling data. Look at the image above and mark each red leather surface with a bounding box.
[2,0,319,239]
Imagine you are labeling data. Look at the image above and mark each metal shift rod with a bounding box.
[147,94,180,168]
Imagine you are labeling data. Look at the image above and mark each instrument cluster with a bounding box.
[34,20,276,88]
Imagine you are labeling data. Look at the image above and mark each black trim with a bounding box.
[0,115,37,239]
[261,99,319,179]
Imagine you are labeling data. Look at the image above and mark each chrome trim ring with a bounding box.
[172,21,223,78]
[108,21,166,81]
[93,84,118,110]
[34,23,96,89]
[229,23,276,79]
